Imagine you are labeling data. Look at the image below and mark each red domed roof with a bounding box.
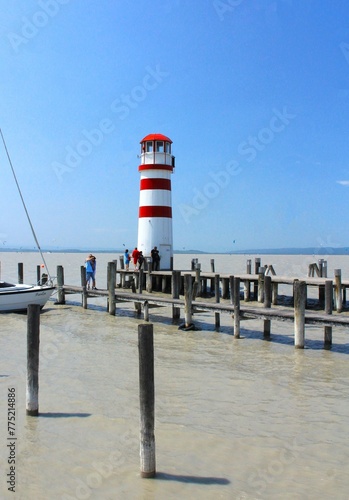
[140,133,172,143]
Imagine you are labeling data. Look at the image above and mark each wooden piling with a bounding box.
[172,271,181,320]
[139,269,144,294]
[233,277,240,338]
[144,301,149,322]
[215,274,220,329]
[244,260,252,301]
[222,277,229,299]
[210,259,215,272]
[26,304,40,416]
[263,275,272,338]
[131,276,142,315]
[36,265,41,285]
[146,268,153,293]
[272,281,278,305]
[161,275,167,293]
[56,265,65,304]
[334,269,342,312]
[138,323,156,478]
[18,262,23,284]
[257,268,265,303]
[253,258,261,299]
[107,261,116,315]
[195,265,201,297]
[184,273,193,328]
[294,280,306,349]
[81,266,87,309]
[324,280,333,346]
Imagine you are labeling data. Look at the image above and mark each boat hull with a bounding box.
[0,283,55,312]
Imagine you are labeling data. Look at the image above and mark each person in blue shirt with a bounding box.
[85,254,97,290]
[124,249,130,270]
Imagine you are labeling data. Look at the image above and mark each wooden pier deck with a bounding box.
[59,284,349,328]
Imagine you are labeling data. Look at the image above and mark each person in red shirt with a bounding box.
[132,247,140,270]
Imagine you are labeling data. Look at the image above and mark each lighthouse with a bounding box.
[137,133,175,270]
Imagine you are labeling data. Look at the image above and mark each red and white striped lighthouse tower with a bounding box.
[137,133,175,270]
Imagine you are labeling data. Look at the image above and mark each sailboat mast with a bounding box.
[0,128,52,282]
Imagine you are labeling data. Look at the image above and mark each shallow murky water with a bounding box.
[0,252,349,499]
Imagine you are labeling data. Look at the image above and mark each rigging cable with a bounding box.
[0,128,52,283]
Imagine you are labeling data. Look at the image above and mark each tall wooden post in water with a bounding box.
[26,304,40,416]
[138,323,156,478]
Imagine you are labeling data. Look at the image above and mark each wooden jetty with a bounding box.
[51,257,349,350]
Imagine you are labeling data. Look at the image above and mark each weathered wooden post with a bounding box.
[18,262,23,284]
[56,265,65,304]
[253,258,261,299]
[229,275,234,306]
[263,275,272,338]
[80,265,87,309]
[184,273,193,328]
[334,269,342,312]
[161,275,167,293]
[210,259,215,295]
[324,280,333,347]
[138,269,144,294]
[143,301,149,322]
[119,256,125,287]
[214,274,220,330]
[233,277,240,338]
[113,259,118,287]
[146,268,153,293]
[222,277,229,299]
[202,276,207,296]
[257,267,265,303]
[36,265,41,285]
[294,280,306,348]
[107,261,116,315]
[138,323,156,478]
[318,259,327,278]
[172,270,181,320]
[26,304,40,416]
[272,280,278,305]
[131,277,142,315]
[244,260,252,301]
[195,264,201,297]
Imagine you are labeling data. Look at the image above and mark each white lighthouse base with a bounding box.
[137,217,173,270]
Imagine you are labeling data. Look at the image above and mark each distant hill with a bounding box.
[1,247,348,255]
[227,247,349,255]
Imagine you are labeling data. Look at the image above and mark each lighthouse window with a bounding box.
[165,142,171,153]
[156,141,164,152]
[146,141,153,152]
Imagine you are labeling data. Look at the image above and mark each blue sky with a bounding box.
[1,0,349,253]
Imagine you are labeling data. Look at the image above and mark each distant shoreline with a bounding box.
[0,247,348,255]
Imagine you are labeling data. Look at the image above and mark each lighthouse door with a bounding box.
[159,244,171,270]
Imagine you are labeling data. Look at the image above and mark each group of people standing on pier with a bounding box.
[85,246,160,289]
[124,246,160,271]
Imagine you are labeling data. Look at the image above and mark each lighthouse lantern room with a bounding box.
[137,133,175,270]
